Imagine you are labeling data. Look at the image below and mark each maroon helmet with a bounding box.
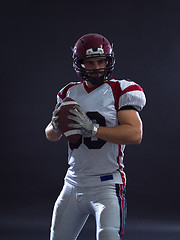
[72,33,115,85]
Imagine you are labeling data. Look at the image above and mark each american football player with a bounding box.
[45,33,146,240]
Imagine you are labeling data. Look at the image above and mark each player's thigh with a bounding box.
[50,182,89,240]
[94,184,126,240]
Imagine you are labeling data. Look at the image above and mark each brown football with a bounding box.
[56,97,82,143]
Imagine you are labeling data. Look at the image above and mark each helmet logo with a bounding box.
[86,48,104,56]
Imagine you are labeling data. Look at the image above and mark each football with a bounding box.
[56,97,82,144]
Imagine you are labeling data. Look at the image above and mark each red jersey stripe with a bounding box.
[120,84,144,97]
[107,81,122,111]
[58,82,82,100]
[117,145,126,185]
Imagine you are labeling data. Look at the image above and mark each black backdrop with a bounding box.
[1,1,180,239]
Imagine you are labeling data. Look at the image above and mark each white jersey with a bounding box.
[57,79,146,187]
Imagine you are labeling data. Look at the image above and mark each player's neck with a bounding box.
[85,81,107,89]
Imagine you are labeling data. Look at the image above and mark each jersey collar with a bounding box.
[83,81,107,93]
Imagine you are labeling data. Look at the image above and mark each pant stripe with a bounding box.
[116,184,127,238]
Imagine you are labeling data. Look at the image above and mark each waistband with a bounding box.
[65,170,124,187]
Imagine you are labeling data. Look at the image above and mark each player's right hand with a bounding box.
[51,102,61,132]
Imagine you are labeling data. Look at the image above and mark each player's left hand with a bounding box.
[68,105,99,136]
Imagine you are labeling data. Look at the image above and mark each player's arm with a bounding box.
[45,122,62,141]
[68,106,143,145]
[96,109,143,145]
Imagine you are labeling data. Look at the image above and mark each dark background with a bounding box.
[1,1,180,239]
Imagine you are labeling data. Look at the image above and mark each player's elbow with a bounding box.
[132,128,143,144]
[134,135,142,144]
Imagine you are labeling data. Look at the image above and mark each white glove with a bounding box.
[51,102,61,132]
[68,105,99,136]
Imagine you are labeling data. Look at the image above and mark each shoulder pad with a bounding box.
[119,80,146,111]
[57,82,81,103]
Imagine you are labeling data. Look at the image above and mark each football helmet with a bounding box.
[72,33,115,86]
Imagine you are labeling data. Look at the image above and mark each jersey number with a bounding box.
[69,112,106,150]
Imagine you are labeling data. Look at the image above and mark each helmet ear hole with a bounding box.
[72,33,115,84]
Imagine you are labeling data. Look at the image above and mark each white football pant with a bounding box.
[50,181,126,240]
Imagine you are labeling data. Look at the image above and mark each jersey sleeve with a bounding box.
[118,80,146,112]
[56,82,78,104]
